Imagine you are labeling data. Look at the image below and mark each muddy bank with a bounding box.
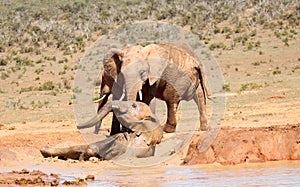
[0,169,60,186]
[184,124,300,165]
[0,169,93,186]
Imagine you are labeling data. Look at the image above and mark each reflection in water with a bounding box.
[84,162,300,186]
[12,161,300,186]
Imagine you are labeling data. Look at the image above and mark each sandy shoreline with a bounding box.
[1,121,300,185]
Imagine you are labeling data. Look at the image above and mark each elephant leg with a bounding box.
[40,135,125,161]
[94,121,101,134]
[40,145,90,160]
[109,111,130,135]
[163,101,180,133]
[142,89,156,113]
[194,86,208,131]
[95,94,109,134]
[149,99,156,113]
[110,113,121,135]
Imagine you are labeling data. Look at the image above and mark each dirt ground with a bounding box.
[184,124,300,165]
[0,28,299,185]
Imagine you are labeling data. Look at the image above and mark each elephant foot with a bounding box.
[200,125,208,131]
[200,119,208,131]
[163,123,176,133]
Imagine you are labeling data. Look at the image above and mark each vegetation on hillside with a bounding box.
[0,0,299,111]
[0,0,299,56]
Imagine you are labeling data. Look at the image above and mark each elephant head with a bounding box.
[97,44,169,102]
[94,51,122,106]
[117,44,170,101]
[77,100,163,145]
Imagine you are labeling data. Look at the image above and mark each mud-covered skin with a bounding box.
[41,101,162,160]
[96,44,210,135]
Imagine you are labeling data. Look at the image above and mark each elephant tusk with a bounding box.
[119,92,125,101]
[93,94,106,103]
[112,104,120,110]
[138,90,143,101]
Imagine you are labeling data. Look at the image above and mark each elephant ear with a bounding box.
[110,50,123,73]
[103,49,124,74]
[148,58,169,86]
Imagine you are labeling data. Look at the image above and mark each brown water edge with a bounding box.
[184,124,300,165]
[1,122,300,168]
[1,122,300,185]
[0,160,300,186]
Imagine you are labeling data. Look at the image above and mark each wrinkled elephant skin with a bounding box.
[41,101,163,160]
[93,43,210,135]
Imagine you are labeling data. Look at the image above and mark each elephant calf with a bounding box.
[40,101,163,160]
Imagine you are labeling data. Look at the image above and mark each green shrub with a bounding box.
[252,61,266,66]
[37,81,55,91]
[35,68,44,74]
[14,57,34,66]
[209,42,226,50]
[239,83,262,93]
[0,58,8,66]
[222,83,231,92]
[273,67,281,75]
[19,87,33,93]
[73,87,82,93]
[0,45,5,52]
[247,42,253,50]
[1,72,9,80]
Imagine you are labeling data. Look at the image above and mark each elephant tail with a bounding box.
[196,67,211,104]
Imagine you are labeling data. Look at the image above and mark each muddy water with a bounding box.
[21,161,300,186]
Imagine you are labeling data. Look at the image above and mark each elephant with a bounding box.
[41,101,163,160]
[90,47,150,135]
[88,43,210,135]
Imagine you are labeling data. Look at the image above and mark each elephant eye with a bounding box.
[139,70,147,77]
[132,103,137,108]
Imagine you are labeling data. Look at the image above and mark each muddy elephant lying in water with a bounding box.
[40,101,163,160]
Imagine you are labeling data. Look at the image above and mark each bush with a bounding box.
[222,83,231,92]
[19,87,33,93]
[37,81,55,91]
[252,61,266,66]
[239,83,262,93]
[209,42,226,50]
[0,58,8,66]
[1,72,9,80]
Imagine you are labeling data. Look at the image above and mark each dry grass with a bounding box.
[0,0,299,126]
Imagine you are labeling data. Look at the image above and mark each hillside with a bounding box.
[0,0,299,126]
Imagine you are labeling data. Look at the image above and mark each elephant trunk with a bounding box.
[77,102,113,129]
[126,82,143,101]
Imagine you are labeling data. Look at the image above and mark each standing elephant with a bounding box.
[120,44,210,133]
[87,43,210,134]
[92,46,145,135]
[42,101,163,160]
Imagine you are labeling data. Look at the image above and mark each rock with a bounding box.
[62,177,87,185]
[85,175,95,182]
[89,157,99,163]
[0,169,60,186]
